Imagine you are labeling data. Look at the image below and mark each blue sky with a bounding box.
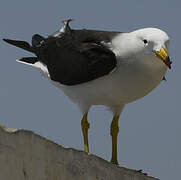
[1,0,180,179]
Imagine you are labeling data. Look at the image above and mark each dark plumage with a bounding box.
[3,20,120,85]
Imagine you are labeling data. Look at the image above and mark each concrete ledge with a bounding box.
[0,126,158,180]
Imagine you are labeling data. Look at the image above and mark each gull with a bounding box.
[3,19,172,165]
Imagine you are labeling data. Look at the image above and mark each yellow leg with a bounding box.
[81,113,90,153]
[110,114,120,165]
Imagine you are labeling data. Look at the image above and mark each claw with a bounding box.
[137,169,148,176]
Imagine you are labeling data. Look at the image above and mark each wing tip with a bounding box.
[3,38,11,43]
[3,38,34,53]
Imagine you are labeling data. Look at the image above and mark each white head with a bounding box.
[113,28,172,69]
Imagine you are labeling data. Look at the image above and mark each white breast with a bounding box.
[28,50,166,114]
[52,54,166,113]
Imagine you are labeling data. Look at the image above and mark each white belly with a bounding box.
[52,57,167,112]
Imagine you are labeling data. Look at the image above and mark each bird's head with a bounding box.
[131,28,172,69]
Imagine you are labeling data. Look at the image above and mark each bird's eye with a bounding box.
[143,39,148,45]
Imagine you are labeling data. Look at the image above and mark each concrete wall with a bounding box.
[0,126,158,180]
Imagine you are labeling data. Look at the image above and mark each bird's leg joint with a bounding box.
[110,116,119,137]
[81,114,90,134]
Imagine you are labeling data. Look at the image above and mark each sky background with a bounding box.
[1,0,180,179]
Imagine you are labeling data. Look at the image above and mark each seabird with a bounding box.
[3,19,172,165]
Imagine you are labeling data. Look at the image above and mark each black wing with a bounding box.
[3,20,119,86]
[3,39,34,53]
[36,29,118,85]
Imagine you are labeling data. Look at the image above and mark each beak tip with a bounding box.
[166,56,172,69]
[154,48,172,69]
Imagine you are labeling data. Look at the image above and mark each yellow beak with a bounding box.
[154,48,172,69]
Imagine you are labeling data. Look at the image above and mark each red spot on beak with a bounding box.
[165,56,172,69]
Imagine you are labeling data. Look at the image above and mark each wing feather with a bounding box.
[39,34,117,85]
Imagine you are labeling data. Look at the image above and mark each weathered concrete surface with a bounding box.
[0,126,158,180]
